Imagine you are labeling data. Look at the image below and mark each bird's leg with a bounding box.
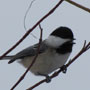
[60,65,67,73]
[37,72,51,83]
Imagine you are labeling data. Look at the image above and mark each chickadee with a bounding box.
[2,26,75,82]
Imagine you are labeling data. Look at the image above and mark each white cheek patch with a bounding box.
[45,35,70,48]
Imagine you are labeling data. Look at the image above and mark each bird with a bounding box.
[1,26,75,82]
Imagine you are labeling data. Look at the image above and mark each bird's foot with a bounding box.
[60,65,67,73]
[37,73,51,83]
[45,75,51,83]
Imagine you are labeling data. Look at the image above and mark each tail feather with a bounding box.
[0,56,14,60]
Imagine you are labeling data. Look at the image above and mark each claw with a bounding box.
[45,75,51,83]
[60,65,67,73]
[37,72,51,83]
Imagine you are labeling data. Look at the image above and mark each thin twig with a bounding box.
[82,40,86,49]
[0,0,64,60]
[24,0,36,30]
[10,24,43,90]
[27,41,90,90]
[24,0,37,39]
[65,0,90,13]
[66,41,87,67]
[85,42,90,51]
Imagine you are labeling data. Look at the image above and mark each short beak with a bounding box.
[73,38,76,40]
[72,38,76,44]
[73,42,76,44]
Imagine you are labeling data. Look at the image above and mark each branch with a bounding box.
[27,41,90,90]
[65,0,90,13]
[10,24,43,90]
[24,0,37,39]
[0,0,64,60]
[24,0,36,30]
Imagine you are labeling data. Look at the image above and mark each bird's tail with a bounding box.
[0,56,14,60]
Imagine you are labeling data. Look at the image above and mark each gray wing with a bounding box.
[8,41,48,64]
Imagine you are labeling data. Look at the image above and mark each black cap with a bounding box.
[50,27,74,39]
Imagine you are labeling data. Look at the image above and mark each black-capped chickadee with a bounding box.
[2,26,75,82]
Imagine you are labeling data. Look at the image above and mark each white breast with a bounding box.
[19,49,70,75]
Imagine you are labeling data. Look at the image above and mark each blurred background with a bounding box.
[0,0,90,90]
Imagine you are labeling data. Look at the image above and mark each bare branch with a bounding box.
[27,41,90,90]
[10,24,43,90]
[84,42,90,51]
[65,0,90,13]
[24,0,37,39]
[24,0,36,30]
[82,40,86,49]
[66,41,88,67]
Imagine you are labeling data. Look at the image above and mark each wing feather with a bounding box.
[8,41,48,64]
